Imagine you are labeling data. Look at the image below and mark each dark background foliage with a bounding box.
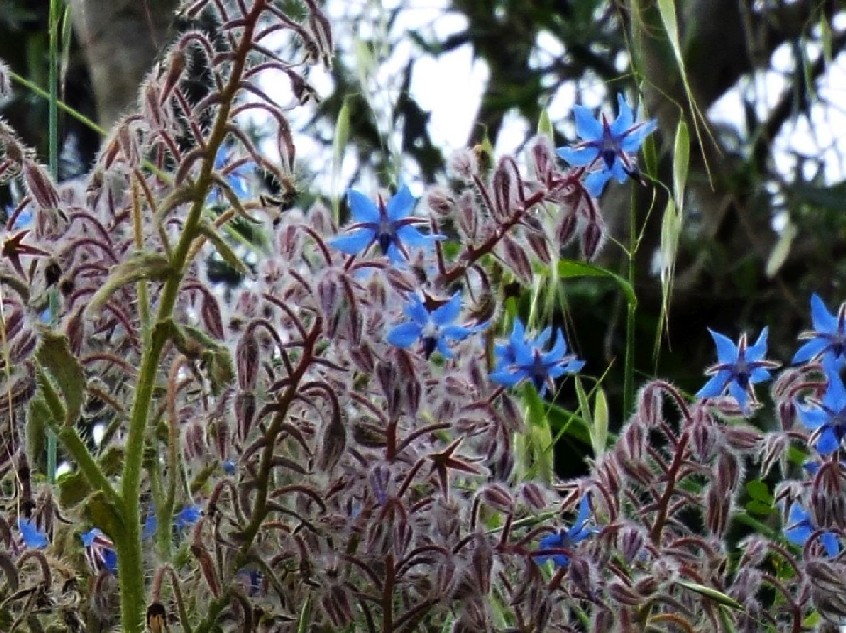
[2,0,845,444]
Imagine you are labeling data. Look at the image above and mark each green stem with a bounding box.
[623,188,637,416]
[45,0,60,483]
[8,69,105,137]
[116,6,263,630]
[56,426,120,506]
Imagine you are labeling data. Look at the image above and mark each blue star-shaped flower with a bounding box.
[81,528,118,574]
[557,93,657,197]
[18,518,48,549]
[174,504,203,530]
[329,186,443,263]
[489,319,585,396]
[696,328,779,413]
[797,364,846,455]
[534,495,596,568]
[387,292,478,359]
[793,294,846,367]
[208,144,253,205]
[784,502,840,558]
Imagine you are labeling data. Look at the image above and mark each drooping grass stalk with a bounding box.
[45,0,62,483]
[623,187,637,417]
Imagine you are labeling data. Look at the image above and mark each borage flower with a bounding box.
[330,185,443,263]
[81,528,118,574]
[208,144,254,205]
[489,319,584,396]
[784,502,840,558]
[797,365,846,455]
[793,293,846,367]
[387,292,481,359]
[557,93,656,197]
[696,328,779,414]
[534,495,597,568]
[18,518,48,549]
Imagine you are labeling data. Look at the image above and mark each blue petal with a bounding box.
[396,224,435,249]
[386,185,416,221]
[610,93,634,137]
[816,427,841,455]
[440,324,473,341]
[584,170,612,197]
[142,514,157,540]
[490,368,526,387]
[811,294,838,332]
[708,329,739,364]
[620,119,658,153]
[563,358,586,374]
[80,528,100,547]
[823,369,846,411]
[102,548,118,573]
[784,522,812,547]
[572,105,603,141]
[534,327,553,350]
[387,322,423,348]
[435,337,455,359]
[609,160,629,184]
[18,519,48,549]
[728,380,748,411]
[404,295,430,325]
[347,189,380,223]
[175,505,203,530]
[749,367,772,384]
[797,405,828,431]
[793,337,829,364]
[329,229,374,256]
[557,146,599,167]
[385,242,407,264]
[572,495,591,529]
[746,327,769,362]
[432,294,462,326]
[696,371,730,398]
[821,531,841,558]
[539,531,566,549]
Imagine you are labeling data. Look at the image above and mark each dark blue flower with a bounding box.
[784,502,840,558]
[793,294,846,367]
[18,518,48,549]
[174,504,203,530]
[81,528,118,574]
[329,186,443,263]
[557,93,657,197]
[387,292,478,359]
[797,365,846,455]
[208,145,253,205]
[696,328,778,413]
[142,512,157,540]
[534,495,596,567]
[489,319,584,396]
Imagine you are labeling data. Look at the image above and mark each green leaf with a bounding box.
[198,221,249,276]
[557,259,636,307]
[87,252,171,313]
[537,108,554,139]
[517,384,554,484]
[58,470,91,507]
[332,96,351,222]
[672,120,689,212]
[745,500,773,517]
[745,479,772,503]
[26,396,50,469]
[35,330,85,425]
[655,198,682,357]
[592,387,609,458]
[84,490,124,538]
[765,220,797,279]
[676,580,743,610]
